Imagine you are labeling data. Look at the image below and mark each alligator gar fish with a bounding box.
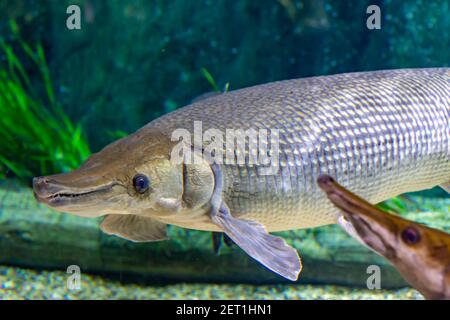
[33,68,450,281]
[317,174,450,300]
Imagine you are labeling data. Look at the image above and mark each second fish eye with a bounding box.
[401,226,421,245]
[133,174,150,194]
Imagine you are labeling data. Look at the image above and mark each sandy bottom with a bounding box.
[0,265,423,300]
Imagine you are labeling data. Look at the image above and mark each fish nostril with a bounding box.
[33,177,42,187]
[32,177,50,191]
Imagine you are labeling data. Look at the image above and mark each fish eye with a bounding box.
[133,174,150,194]
[401,226,421,245]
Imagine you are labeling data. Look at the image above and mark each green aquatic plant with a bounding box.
[201,67,230,93]
[0,21,90,181]
[201,67,220,92]
[106,130,129,140]
[377,196,411,215]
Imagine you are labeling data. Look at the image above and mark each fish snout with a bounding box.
[33,175,80,200]
[317,175,336,192]
[33,176,60,202]
[32,172,124,214]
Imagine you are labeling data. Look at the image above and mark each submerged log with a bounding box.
[3,180,447,288]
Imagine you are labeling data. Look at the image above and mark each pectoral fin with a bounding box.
[208,163,301,281]
[100,214,168,242]
[211,202,301,281]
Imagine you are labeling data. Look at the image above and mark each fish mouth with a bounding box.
[34,185,114,207]
[317,175,397,258]
[33,176,119,208]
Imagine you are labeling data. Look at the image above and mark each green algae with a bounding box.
[0,21,90,181]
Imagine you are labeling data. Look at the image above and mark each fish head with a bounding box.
[331,196,402,260]
[317,175,450,277]
[33,129,187,218]
[333,193,447,266]
[343,203,450,298]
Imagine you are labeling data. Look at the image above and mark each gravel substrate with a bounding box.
[0,265,423,300]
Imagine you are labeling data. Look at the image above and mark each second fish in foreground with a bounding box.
[317,175,450,300]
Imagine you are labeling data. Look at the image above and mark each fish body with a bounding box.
[150,68,450,231]
[318,175,450,300]
[33,68,450,280]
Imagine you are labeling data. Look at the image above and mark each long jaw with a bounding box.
[317,175,398,258]
[34,181,117,208]
[33,173,126,216]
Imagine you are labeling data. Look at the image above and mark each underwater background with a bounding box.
[0,0,448,299]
